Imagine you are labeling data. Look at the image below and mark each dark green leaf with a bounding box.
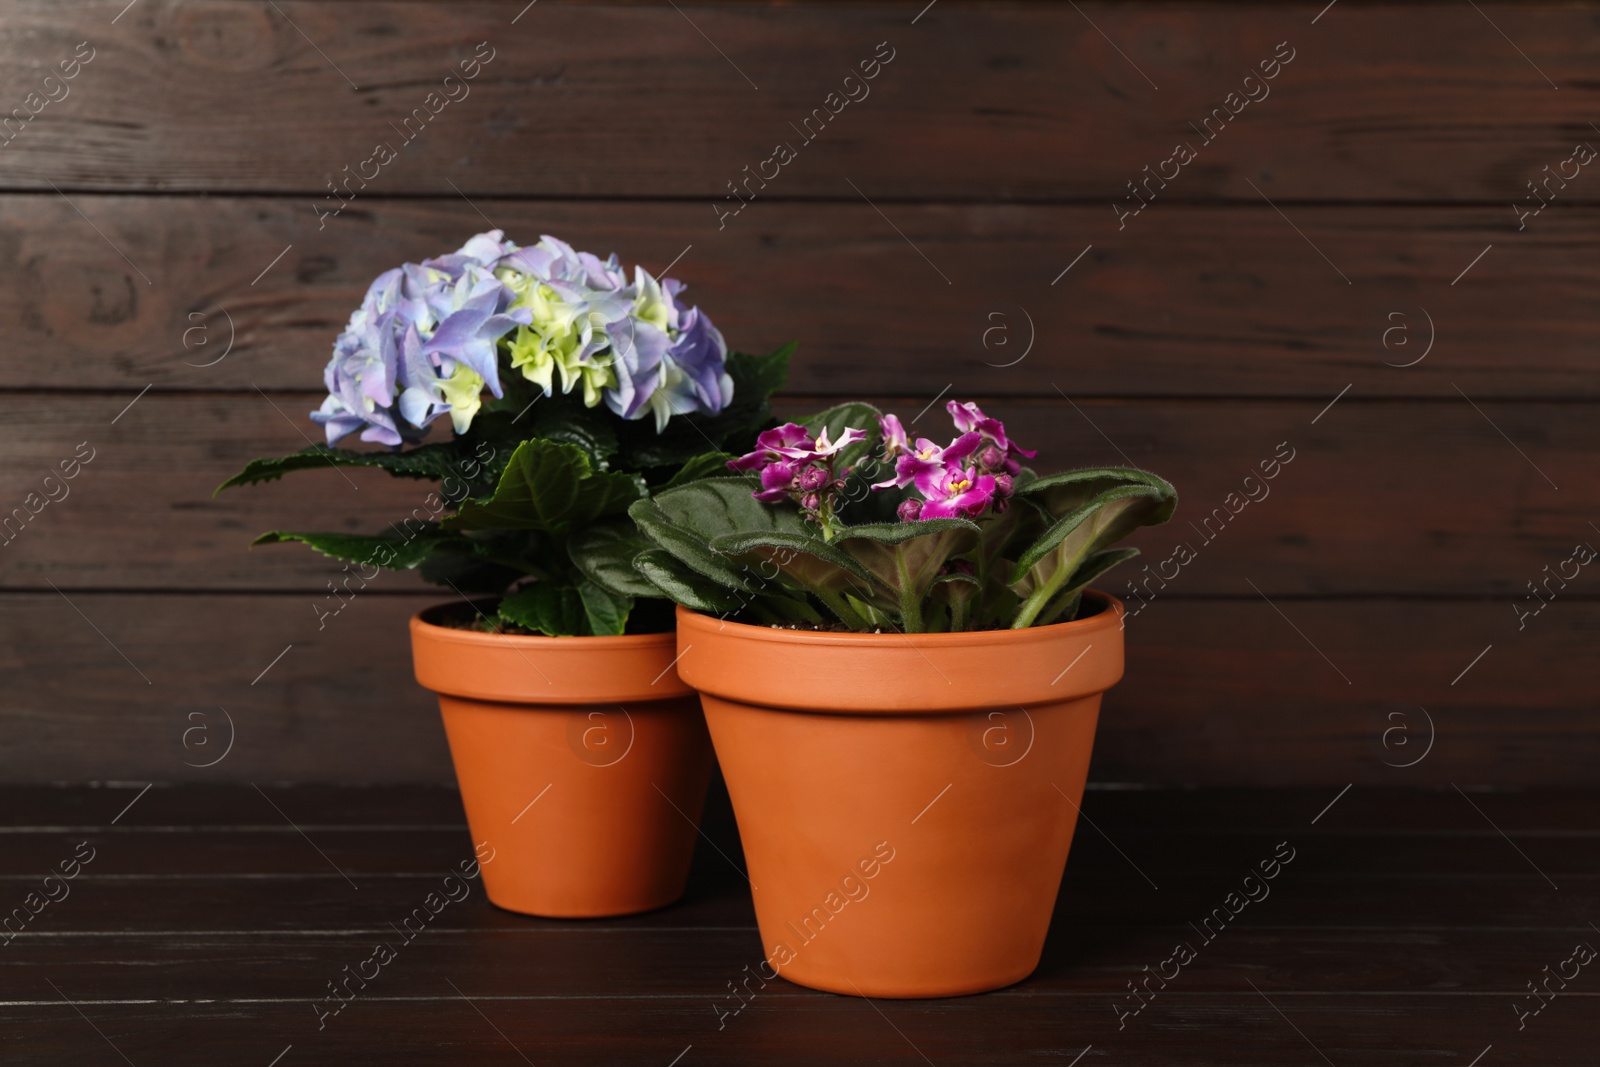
[218,440,493,494]
[578,581,632,636]
[1011,484,1173,583]
[628,478,813,593]
[709,531,878,596]
[251,528,448,570]
[520,393,621,465]
[634,549,746,613]
[834,519,980,632]
[1034,547,1141,627]
[663,452,740,489]
[447,438,644,533]
[1018,467,1177,515]
[497,584,586,636]
[567,520,663,598]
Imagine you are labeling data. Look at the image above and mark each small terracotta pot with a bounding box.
[675,592,1124,998]
[410,605,713,918]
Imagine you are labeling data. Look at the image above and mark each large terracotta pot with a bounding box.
[410,605,713,918]
[675,592,1125,997]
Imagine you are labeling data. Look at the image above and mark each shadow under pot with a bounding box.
[410,605,713,918]
[675,592,1125,998]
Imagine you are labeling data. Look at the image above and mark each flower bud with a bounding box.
[993,473,1014,497]
[800,492,821,511]
[897,498,924,522]
[798,465,829,491]
[979,445,1005,471]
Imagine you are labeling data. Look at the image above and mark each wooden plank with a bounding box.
[2,995,1588,1066]
[5,2,1597,203]
[0,594,1593,784]
[7,195,1599,399]
[5,927,1594,1002]
[4,824,1592,880]
[1,786,1588,1061]
[0,869,1584,936]
[2,783,1588,834]
[1,393,1593,596]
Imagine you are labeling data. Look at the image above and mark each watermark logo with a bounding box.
[967,707,1035,767]
[182,707,236,768]
[567,708,635,767]
[1378,705,1434,768]
[981,305,1033,368]
[181,306,236,368]
[1381,308,1432,367]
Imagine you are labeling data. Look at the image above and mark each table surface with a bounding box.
[2,783,1593,1066]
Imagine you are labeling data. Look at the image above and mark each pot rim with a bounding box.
[674,591,1124,712]
[410,600,691,702]
[411,599,677,651]
[675,589,1122,645]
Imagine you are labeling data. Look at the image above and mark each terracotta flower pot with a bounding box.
[410,605,713,918]
[675,592,1125,998]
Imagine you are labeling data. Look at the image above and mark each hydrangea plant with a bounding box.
[219,231,790,636]
[611,401,1177,632]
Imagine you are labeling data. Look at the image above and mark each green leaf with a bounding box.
[578,581,632,636]
[628,478,813,594]
[567,520,663,598]
[634,549,746,613]
[663,452,740,489]
[252,528,449,570]
[1018,467,1177,517]
[216,414,527,495]
[1011,485,1169,584]
[930,571,982,632]
[447,438,644,533]
[1008,468,1176,628]
[520,393,621,465]
[417,531,551,595]
[834,519,981,633]
[709,530,878,597]
[497,584,586,636]
[1034,547,1141,627]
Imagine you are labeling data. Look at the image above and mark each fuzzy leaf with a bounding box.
[663,451,741,488]
[1008,470,1175,628]
[833,519,981,632]
[1012,470,1177,582]
[1033,547,1141,626]
[567,520,663,598]
[628,477,812,594]
[634,549,746,613]
[709,530,877,597]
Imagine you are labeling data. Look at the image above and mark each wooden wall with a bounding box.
[1,0,1594,784]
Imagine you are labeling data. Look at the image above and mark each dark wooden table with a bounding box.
[2,783,1593,1065]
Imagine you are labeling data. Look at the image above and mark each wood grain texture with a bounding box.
[5,2,1599,202]
[0,593,1592,784]
[6,195,1598,398]
[0,786,1589,1065]
[0,392,1591,597]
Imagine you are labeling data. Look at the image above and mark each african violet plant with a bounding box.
[605,401,1177,633]
[218,230,789,636]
